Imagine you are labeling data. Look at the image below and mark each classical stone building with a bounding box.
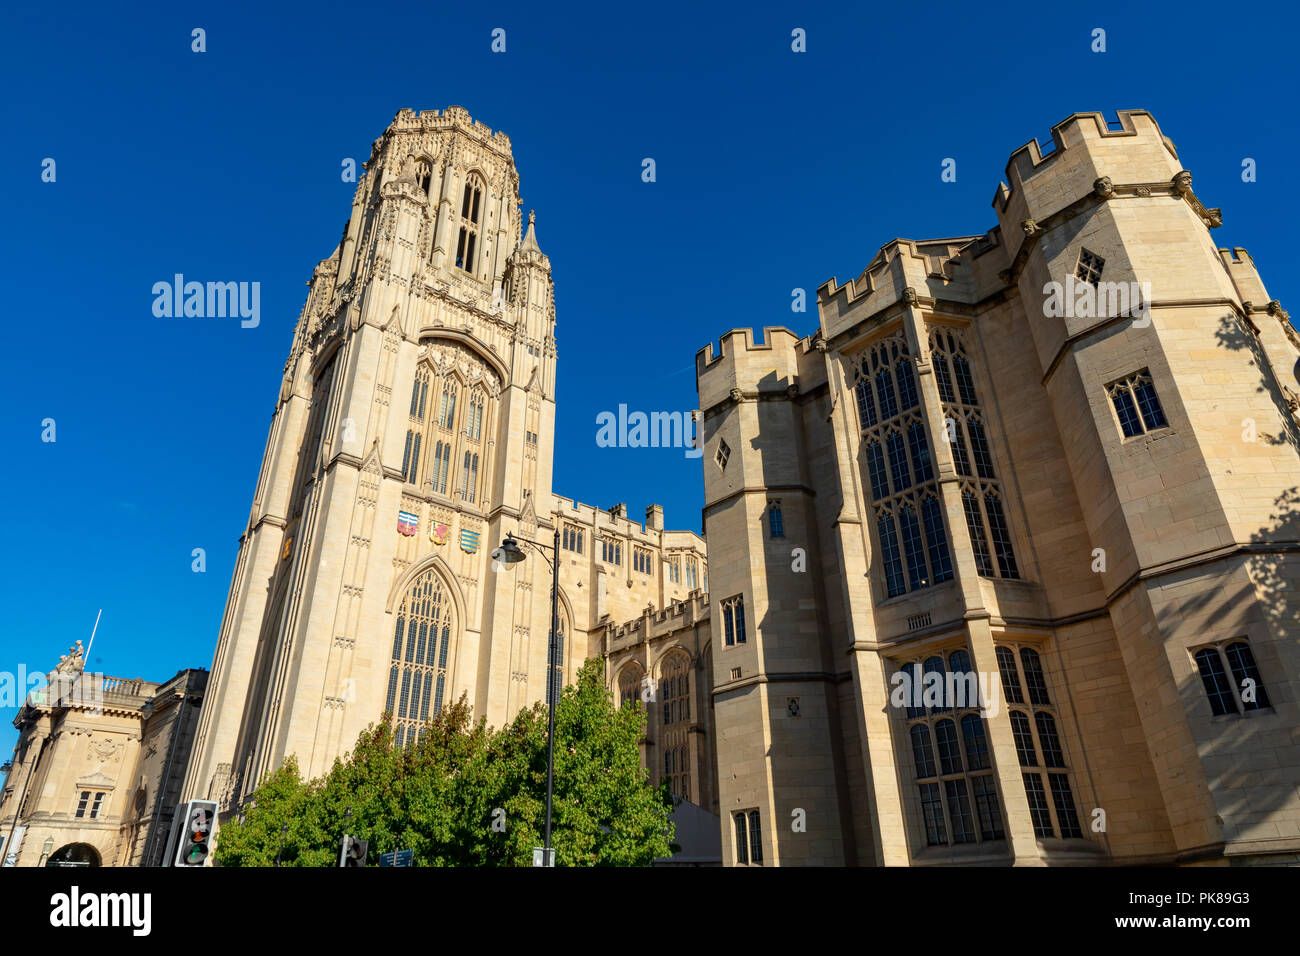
[697,110,1300,865]
[0,645,206,867]
[180,108,710,823]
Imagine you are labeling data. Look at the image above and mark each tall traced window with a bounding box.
[768,500,784,538]
[853,333,953,597]
[931,327,1019,581]
[562,525,584,554]
[415,158,432,196]
[662,654,691,800]
[600,538,621,565]
[406,346,497,505]
[1194,641,1270,716]
[998,644,1083,839]
[662,654,690,726]
[431,441,452,494]
[895,646,1004,848]
[618,664,643,709]
[459,452,479,502]
[466,392,485,441]
[437,380,458,430]
[456,174,484,272]
[734,810,763,865]
[666,555,680,583]
[685,557,699,590]
[721,595,746,646]
[633,547,652,574]
[386,570,454,748]
[1106,369,1168,439]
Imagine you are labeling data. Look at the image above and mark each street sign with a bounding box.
[379,849,413,867]
[532,847,554,867]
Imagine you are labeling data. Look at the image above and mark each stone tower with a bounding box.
[697,110,1300,865]
[183,107,563,809]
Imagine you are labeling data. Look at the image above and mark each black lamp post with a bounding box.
[496,525,561,866]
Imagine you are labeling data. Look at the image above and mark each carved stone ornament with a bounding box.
[903,287,919,304]
[1135,186,1151,197]
[1173,170,1194,196]
[1093,176,1114,199]
[1020,219,1038,237]
[729,387,744,403]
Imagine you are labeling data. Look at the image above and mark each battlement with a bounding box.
[370,106,516,167]
[991,111,1185,263]
[1218,247,1270,306]
[816,236,979,320]
[993,110,1177,212]
[605,591,710,645]
[550,493,705,549]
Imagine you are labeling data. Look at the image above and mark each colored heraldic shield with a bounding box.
[460,529,480,553]
[397,510,419,536]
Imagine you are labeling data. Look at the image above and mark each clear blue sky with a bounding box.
[1,0,1296,754]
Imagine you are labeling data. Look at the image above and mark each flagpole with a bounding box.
[84,608,103,660]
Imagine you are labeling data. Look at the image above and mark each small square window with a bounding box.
[1075,248,1105,287]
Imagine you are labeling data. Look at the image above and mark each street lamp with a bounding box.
[496,525,561,866]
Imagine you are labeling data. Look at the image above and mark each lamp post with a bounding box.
[495,524,561,866]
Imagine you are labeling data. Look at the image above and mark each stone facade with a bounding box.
[0,645,207,867]
[180,108,709,822]
[697,110,1300,866]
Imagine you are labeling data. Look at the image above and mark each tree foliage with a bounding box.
[214,658,673,866]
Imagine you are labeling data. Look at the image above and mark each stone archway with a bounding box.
[46,842,100,867]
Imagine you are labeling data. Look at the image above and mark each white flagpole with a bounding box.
[84,608,103,660]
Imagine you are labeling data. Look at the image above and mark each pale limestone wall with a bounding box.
[182,108,708,822]
[700,110,1300,866]
[1,669,205,867]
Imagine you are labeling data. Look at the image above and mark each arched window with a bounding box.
[618,664,643,709]
[662,655,690,726]
[456,174,485,272]
[1194,648,1236,716]
[460,452,479,502]
[386,569,454,747]
[923,655,948,713]
[466,391,485,441]
[431,441,451,494]
[900,643,1003,847]
[1224,641,1270,711]
[437,380,458,430]
[995,646,1023,703]
[415,158,432,195]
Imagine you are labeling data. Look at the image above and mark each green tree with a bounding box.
[214,658,673,866]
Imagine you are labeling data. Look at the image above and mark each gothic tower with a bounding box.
[182,107,564,810]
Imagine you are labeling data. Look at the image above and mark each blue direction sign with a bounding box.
[379,849,414,867]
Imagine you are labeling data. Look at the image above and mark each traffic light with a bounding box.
[339,834,368,868]
[173,799,218,867]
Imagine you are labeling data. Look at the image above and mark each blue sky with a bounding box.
[1,0,1296,754]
